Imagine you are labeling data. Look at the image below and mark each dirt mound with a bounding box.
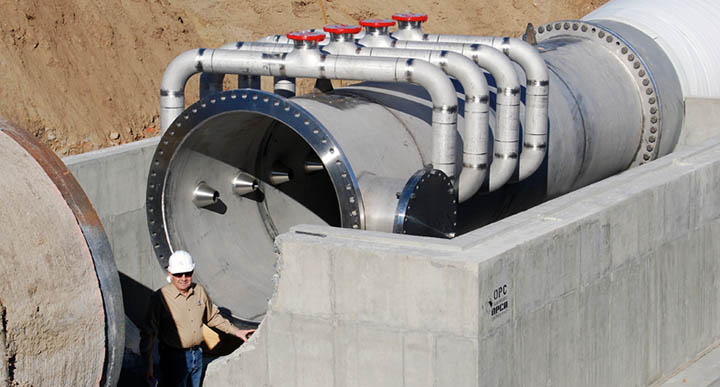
[0,0,607,155]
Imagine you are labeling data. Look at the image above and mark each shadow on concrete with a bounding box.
[119,272,154,329]
[118,272,154,386]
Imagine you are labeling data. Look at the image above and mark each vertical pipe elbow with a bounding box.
[498,37,548,82]
[160,48,214,132]
[463,44,520,89]
[324,57,459,176]
[401,59,458,126]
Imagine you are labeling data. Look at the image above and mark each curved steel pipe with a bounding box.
[393,36,550,182]
[160,43,459,178]
[390,40,522,192]
[355,24,525,191]
[323,37,490,201]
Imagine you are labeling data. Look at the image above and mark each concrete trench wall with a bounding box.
[64,138,166,291]
[63,118,720,385]
[64,137,167,338]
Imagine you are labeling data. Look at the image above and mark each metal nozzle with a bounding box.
[269,166,293,185]
[232,173,259,195]
[192,182,219,208]
[303,160,325,174]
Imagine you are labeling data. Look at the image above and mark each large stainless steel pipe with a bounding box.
[0,118,123,387]
[148,1,720,323]
[149,84,459,321]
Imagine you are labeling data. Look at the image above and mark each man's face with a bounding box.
[170,271,193,292]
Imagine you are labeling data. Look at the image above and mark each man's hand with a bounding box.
[236,329,256,342]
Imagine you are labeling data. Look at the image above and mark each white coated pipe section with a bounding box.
[324,39,490,202]
[160,45,460,178]
[584,0,720,99]
[390,40,522,192]
[397,35,549,181]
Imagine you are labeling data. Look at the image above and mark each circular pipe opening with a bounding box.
[153,93,352,322]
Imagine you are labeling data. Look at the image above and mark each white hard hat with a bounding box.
[167,250,195,274]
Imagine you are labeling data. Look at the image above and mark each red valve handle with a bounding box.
[359,19,396,28]
[323,24,363,34]
[286,31,326,42]
[392,13,428,22]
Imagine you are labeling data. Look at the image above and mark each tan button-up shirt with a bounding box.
[140,283,237,356]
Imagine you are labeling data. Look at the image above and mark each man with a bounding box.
[140,250,255,386]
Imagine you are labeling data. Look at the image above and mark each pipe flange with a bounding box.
[147,89,364,268]
[535,20,662,166]
[393,168,457,238]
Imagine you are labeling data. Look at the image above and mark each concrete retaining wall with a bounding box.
[204,136,720,386]
[63,138,167,323]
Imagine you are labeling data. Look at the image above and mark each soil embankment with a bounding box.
[0,0,607,155]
